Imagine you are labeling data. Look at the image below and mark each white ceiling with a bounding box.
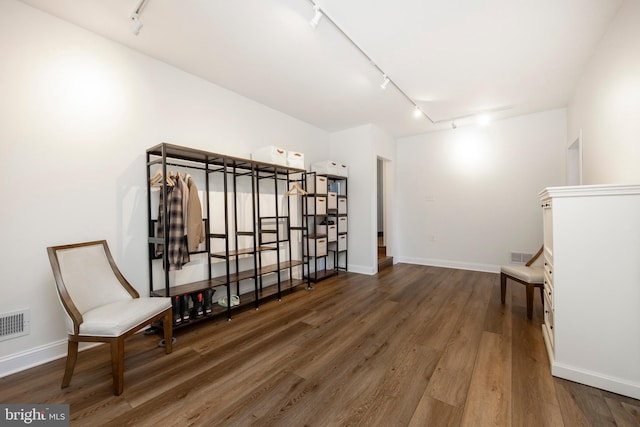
[18,0,622,137]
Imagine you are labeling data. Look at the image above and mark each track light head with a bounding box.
[451,121,457,129]
[130,13,143,35]
[413,106,423,118]
[380,75,390,90]
[310,5,323,29]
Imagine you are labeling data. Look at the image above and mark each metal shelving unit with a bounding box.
[303,172,348,282]
[146,143,308,326]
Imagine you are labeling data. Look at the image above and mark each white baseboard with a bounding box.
[552,361,640,400]
[0,340,100,379]
[396,256,500,273]
[347,264,376,275]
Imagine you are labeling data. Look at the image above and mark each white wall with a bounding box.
[567,0,640,184]
[329,124,395,274]
[0,0,330,375]
[396,109,566,271]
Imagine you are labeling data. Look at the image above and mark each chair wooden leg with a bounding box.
[61,339,78,388]
[500,273,507,304]
[539,287,545,318]
[163,309,173,354]
[525,283,534,319]
[110,338,125,396]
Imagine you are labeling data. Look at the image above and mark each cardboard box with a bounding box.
[305,237,327,257]
[311,160,338,176]
[306,174,327,194]
[287,151,305,169]
[307,196,327,215]
[251,146,287,166]
[329,234,347,252]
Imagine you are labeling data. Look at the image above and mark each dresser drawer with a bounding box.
[544,292,554,347]
[543,274,553,309]
[543,257,553,279]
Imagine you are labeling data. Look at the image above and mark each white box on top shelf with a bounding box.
[287,151,305,169]
[327,192,337,210]
[306,174,328,194]
[307,196,327,216]
[311,160,338,176]
[337,197,347,214]
[336,163,348,177]
[251,146,287,166]
[329,234,347,252]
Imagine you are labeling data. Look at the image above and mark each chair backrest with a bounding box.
[47,241,138,334]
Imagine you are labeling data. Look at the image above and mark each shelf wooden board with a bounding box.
[146,143,305,175]
[150,278,225,297]
[305,269,338,283]
[150,261,305,298]
[211,260,305,284]
[165,278,309,329]
[210,245,277,258]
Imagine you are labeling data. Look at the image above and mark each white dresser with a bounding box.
[540,184,640,399]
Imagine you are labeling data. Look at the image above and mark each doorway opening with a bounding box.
[377,157,393,271]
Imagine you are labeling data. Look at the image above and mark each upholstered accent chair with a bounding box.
[47,240,172,395]
[500,246,544,319]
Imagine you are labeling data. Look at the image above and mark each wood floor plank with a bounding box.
[409,396,464,427]
[604,396,640,427]
[425,271,494,408]
[350,343,441,427]
[555,378,618,426]
[510,300,565,426]
[460,331,512,426]
[2,264,638,426]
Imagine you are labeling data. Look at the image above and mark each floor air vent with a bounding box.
[0,309,30,342]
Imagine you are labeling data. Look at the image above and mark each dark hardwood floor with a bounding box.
[2,264,640,426]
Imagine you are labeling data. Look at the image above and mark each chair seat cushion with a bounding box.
[501,265,544,284]
[79,297,171,337]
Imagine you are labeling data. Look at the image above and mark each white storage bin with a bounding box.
[327,192,337,210]
[317,223,337,242]
[337,197,347,214]
[329,234,347,252]
[252,146,287,166]
[307,196,327,215]
[306,174,327,194]
[312,160,338,176]
[335,216,348,233]
[336,163,349,177]
[305,237,327,257]
[287,151,305,169]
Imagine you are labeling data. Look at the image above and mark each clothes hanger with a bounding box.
[150,169,175,187]
[285,182,308,196]
[149,169,163,186]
